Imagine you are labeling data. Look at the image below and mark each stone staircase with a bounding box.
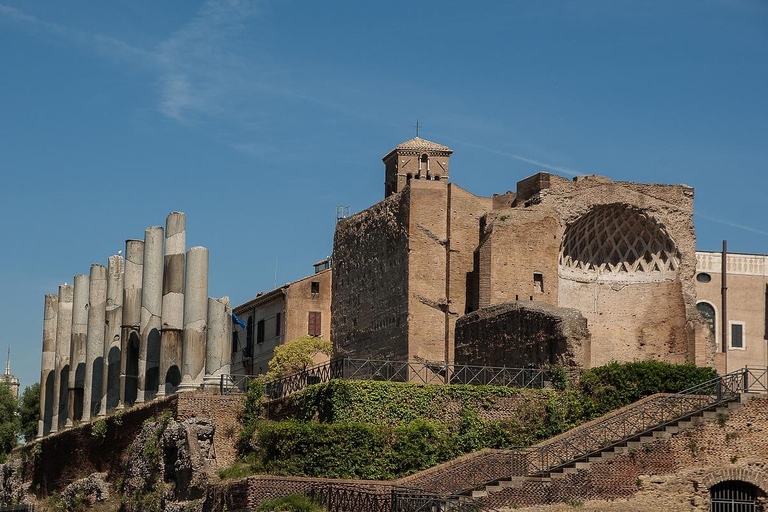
[470,396,748,499]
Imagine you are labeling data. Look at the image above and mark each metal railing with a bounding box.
[220,373,260,395]
[219,358,577,399]
[308,483,499,512]
[413,368,761,496]
[744,366,768,394]
[525,369,744,475]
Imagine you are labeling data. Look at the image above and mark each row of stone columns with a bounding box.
[37,212,232,438]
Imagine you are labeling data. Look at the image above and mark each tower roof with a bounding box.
[383,136,453,160]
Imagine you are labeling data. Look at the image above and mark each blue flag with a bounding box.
[232,312,247,330]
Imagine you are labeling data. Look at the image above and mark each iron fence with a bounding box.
[412,369,756,496]
[308,483,499,512]
[219,358,578,399]
[744,367,768,394]
[525,369,743,474]
[220,373,259,394]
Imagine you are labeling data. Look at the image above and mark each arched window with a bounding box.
[697,302,717,349]
[710,480,760,511]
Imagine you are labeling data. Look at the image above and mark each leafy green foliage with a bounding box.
[257,493,326,512]
[219,461,256,480]
[18,382,39,443]
[266,336,332,381]
[282,379,543,425]
[0,382,19,461]
[578,361,717,414]
[236,361,718,480]
[237,377,265,454]
[91,418,108,441]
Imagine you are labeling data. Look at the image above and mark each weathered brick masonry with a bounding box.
[2,392,243,499]
[482,396,768,510]
[454,301,591,368]
[332,136,710,371]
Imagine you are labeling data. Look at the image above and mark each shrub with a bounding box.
[579,361,716,414]
[91,419,108,441]
[234,362,718,480]
[238,377,265,453]
[257,493,325,512]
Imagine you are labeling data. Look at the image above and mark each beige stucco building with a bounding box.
[231,261,332,376]
[695,250,768,373]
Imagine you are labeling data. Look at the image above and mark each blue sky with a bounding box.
[1,0,766,391]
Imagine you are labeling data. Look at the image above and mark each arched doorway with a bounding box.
[710,480,763,511]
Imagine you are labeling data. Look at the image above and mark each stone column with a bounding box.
[137,226,163,403]
[99,254,123,416]
[66,274,89,428]
[50,284,73,433]
[158,212,185,396]
[178,246,208,392]
[82,264,107,421]
[38,294,58,438]
[118,239,143,409]
[203,297,232,390]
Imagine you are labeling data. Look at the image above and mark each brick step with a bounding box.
[463,398,744,500]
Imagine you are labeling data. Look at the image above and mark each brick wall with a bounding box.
[18,395,178,495]
[407,180,450,363]
[481,207,561,307]
[332,191,410,360]
[446,184,494,363]
[480,396,768,510]
[454,301,590,368]
[176,392,244,469]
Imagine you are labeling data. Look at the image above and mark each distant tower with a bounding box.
[382,135,453,197]
[1,346,20,400]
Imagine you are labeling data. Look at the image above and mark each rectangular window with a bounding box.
[730,321,745,350]
[245,316,254,357]
[308,311,322,337]
[232,331,238,354]
[275,312,281,336]
[533,272,544,293]
[257,319,265,344]
[311,281,320,295]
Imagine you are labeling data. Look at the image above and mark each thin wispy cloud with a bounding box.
[155,0,262,123]
[0,1,268,126]
[694,211,768,237]
[0,4,150,61]
[432,134,583,176]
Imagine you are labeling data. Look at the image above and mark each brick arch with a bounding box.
[702,467,768,495]
[558,203,680,284]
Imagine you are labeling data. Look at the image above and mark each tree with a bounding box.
[265,336,333,381]
[0,382,19,462]
[18,382,40,443]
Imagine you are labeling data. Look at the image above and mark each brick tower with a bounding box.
[383,137,453,197]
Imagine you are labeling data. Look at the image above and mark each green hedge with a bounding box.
[579,361,717,414]
[283,379,548,425]
[252,415,516,479]
[236,361,718,480]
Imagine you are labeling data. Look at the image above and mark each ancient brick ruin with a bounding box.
[332,136,709,369]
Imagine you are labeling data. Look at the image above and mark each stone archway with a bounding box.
[703,467,768,496]
[559,203,680,283]
[557,203,687,365]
